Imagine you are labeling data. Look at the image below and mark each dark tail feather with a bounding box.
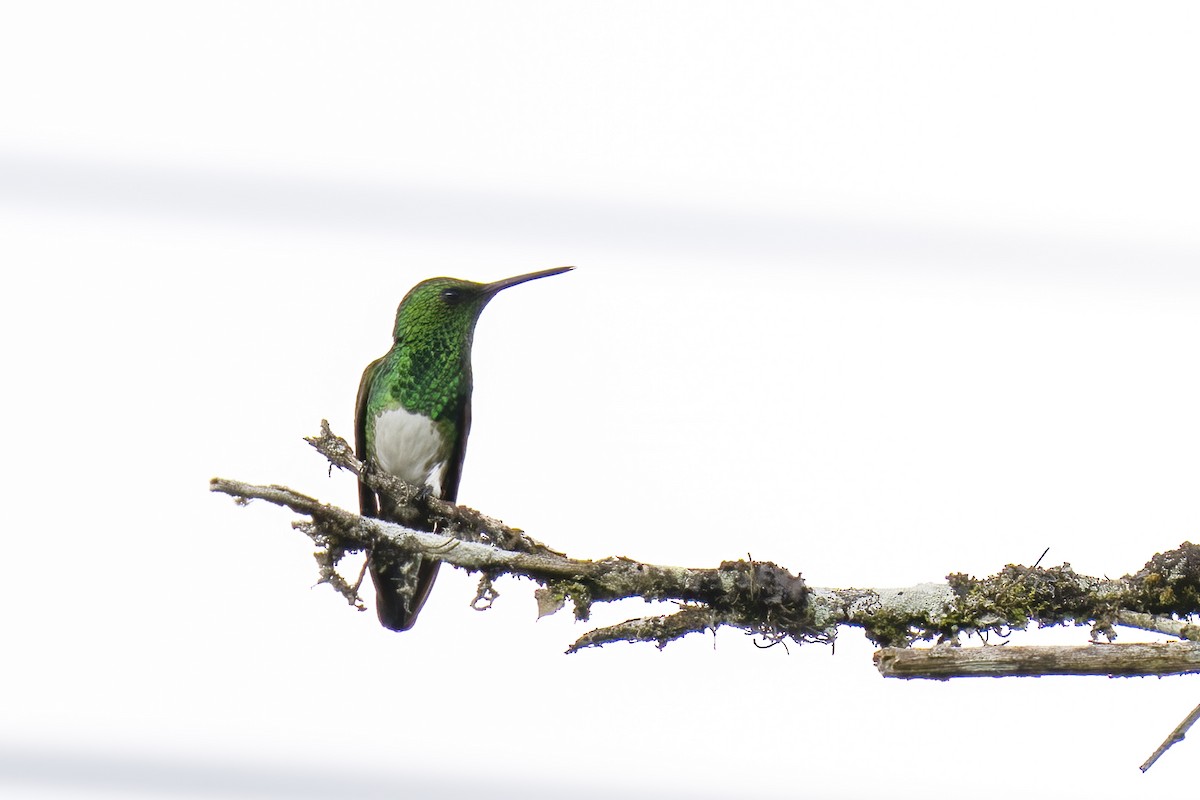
[370,557,441,632]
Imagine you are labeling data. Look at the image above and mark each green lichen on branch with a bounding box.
[1124,542,1200,615]
[565,574,828,652]
[541,579,594,621]
[901,545,1200,648]
[540,559,815,647]
[860,607,930,649]
[567,606,723,652]
[943,563,1116,643]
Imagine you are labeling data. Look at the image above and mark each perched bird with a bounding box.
[355,267,572,631]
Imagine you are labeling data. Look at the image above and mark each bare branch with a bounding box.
[1141,701,1200,772]
[876,642,1200,680]
[1117,610,1200,640]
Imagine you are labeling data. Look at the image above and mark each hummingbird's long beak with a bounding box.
[482,266,573,297]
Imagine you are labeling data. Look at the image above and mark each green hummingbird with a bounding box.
[355,267,572,631]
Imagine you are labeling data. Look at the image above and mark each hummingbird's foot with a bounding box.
[412,482,439,515]
[358,456,382,491]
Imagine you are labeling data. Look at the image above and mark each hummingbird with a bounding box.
[355,267,572,631]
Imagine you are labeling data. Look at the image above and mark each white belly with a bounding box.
[372,406,448,495]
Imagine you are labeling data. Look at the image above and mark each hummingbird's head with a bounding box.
[391,267,572,345]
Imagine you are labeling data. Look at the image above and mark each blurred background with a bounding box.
[2,3,1199,798]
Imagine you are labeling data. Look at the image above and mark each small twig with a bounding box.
[351,554,370,596]
[567,607,727,653]
[1032,547,1050,569]
[1140,701,1200,772]
[1116,610,1200,640]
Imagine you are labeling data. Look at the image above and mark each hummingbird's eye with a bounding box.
[440,288,466,305]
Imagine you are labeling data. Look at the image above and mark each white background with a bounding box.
[3,3,1200,798]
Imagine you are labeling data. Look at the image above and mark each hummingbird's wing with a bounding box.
[354,356,384,519]
[439,398,471,504]
[358,355,426,630]
[355,354,452,632]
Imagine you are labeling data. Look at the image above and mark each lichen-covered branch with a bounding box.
[209,476,817,651]
[211,423,1200,662]
[565,606,732,653]
[211,423,1200,772]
